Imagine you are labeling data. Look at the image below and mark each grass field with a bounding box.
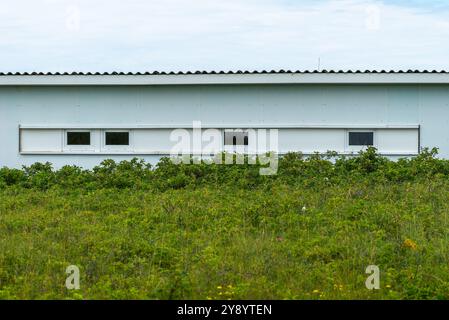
[1,149,449,299]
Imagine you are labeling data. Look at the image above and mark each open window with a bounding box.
[348,131,374,146]
[223,129,249,154]
[105,131,129,146]
[103,130,131,152]
[67,131,91,145]
[224,130,249,146]
[346,130,375,153]
[64,130,97,152]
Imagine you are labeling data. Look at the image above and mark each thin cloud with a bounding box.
[0,0,448,72]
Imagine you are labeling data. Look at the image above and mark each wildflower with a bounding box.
[312,289,320,294]
[301,206,307,213]
[403,239,418,250]
[217,286,222,289]
[333,284,344,291]
[386,285,391,288]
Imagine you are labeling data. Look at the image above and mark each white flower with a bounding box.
[301,206,307,212]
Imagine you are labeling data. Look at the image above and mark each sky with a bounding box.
[0,0,448,72]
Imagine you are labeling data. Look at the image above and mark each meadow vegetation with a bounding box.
[1,148,449,299]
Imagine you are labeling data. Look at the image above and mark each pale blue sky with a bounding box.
[0,0,448,72]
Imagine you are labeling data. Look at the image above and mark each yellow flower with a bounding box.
[312,289,320,294]
[386,285,391,288]
[333,284,344,290]
[403,239,418,250]
[217,286,222,289]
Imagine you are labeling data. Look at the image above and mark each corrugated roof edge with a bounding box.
[0,70,448,76]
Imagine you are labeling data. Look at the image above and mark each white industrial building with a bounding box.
[0,70,448,168]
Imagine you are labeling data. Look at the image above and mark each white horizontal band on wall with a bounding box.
[19,126,420,156]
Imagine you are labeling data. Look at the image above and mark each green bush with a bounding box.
[2,147,449,191]
[0,167,27,187]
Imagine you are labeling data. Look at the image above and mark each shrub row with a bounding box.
[1,147,449,191]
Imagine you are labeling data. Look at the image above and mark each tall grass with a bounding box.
[1,148,449,299]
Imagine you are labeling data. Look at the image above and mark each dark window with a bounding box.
[349,132,374,146]
[105,132,129,146]
[67,132,91,145]
[224,131,249,146]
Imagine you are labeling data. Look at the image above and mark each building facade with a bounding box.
[0,70,448,168]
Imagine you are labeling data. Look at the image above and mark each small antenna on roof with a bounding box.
[318,57,321,72]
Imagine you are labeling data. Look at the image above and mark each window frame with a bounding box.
[346,130,376,152]
[63,130,97,152]
[102,129,132,152]
[223,129,250,153]
[223,130,249,146]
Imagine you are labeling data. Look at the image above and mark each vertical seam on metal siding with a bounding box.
[18,125,22,153]
[418,124,421,154]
